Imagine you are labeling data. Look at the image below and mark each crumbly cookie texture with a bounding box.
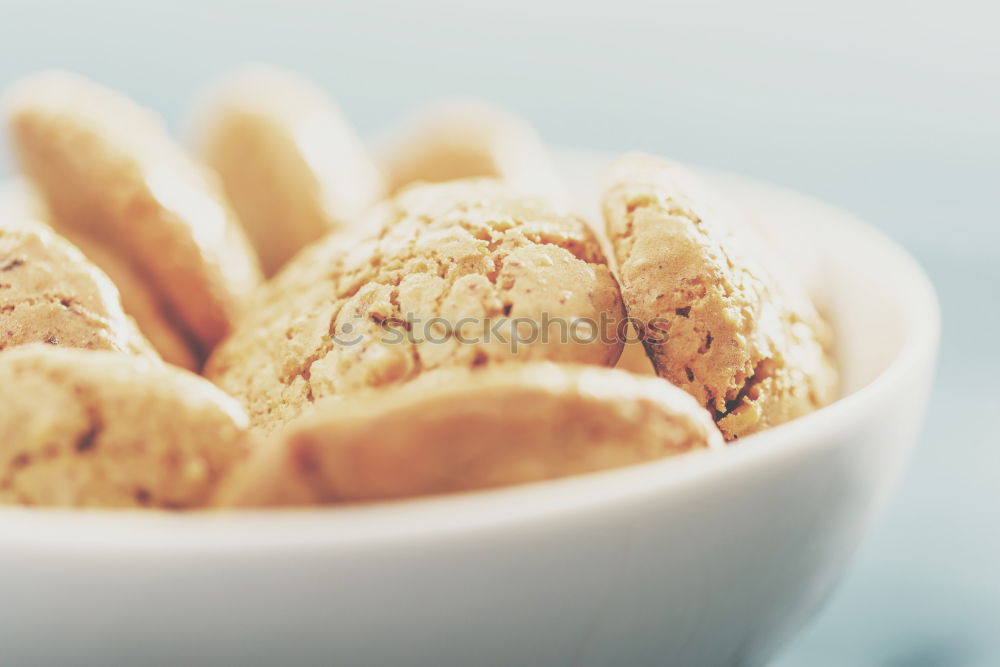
[194,65,384,276]
[216,362,723,507]
[4,70,262,360]
[206,179,625,433]
[0,220,156,357]
[378,98,569,206]
[0,345,253,508]
[602,153,837,440]
[7,187,197,368]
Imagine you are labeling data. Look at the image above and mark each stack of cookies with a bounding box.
[0,68,836,510]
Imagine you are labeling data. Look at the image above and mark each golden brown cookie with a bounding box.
[601,153,837,440]
[206,179,625,433]
[216,363,723,507]
[2,183,197,368]
[379,99,568,205]
[193,66,384,276]
[4,71,262,362]
[0,344,254,508]
[65,233,198,369]
[0,219,156,357]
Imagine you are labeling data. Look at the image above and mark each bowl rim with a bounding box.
[0,158,941,554]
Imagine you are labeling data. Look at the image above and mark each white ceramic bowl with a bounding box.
[0,153,939,667]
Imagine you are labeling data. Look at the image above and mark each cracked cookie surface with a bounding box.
[0,220,156,357]
[216,362,723,507]
[0,345,253,508]
[206,179,625,433]
[4,70,262,362]
[602,153,837,440]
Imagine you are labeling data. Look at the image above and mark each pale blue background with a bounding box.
[1,1,998,664]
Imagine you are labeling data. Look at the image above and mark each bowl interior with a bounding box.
[0,152,939,550]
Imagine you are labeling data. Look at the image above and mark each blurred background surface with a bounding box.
[1,1,997,664]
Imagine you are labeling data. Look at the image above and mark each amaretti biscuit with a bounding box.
[65,233,198,369]
[4,71,262,363]
[0,220,156,357]
[193,66,384,276]
[206,179,625,432]
[0,345,253,508]
[601,153,837,440]
[1,176,194,368]
[216,363,723,507]
[379,99,568,205]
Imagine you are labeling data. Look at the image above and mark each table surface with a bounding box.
[1,2,998,665]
